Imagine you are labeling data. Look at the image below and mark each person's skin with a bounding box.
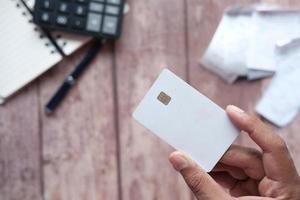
[169,105,300,200]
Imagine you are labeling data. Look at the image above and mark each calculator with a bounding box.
[33,0,125,39]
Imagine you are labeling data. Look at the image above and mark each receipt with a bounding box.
[201,4,280,83]
[247,10,300,73]
[201,11,251,83]
[256,43,300,127]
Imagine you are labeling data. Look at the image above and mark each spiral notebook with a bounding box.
[0,0,91,104]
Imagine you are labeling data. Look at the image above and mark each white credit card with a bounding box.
[132,69,239,172]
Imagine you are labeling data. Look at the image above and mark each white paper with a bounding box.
[0,0,91,103]
[201,11,252,83]
[247,69,274,80]
[201,4,279,83]
[133,69,239,171]
[256,44,300,127]
[247,11,300,72]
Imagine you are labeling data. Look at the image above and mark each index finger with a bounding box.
[226,105,298,182]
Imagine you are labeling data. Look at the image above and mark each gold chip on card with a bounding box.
[157,91,171,105]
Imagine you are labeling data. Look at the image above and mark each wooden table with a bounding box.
[1,0,300,199]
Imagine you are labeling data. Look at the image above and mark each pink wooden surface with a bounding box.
[38,44,119,200]
[0,85,41,200]
[0,0,300,199]
[114,0,192,199]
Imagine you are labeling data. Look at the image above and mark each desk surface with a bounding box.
[1,0,300,199]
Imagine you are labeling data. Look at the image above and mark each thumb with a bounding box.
[169,151,230,200]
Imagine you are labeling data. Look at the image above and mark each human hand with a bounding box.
[169,105,300,200]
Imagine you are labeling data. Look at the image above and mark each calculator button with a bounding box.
[102,16,118,35]
[105,5,119,15]
[89,2,104,13]
[56,15,68,26]
[76,0,88,3]
[86,13,102,32]
[39,12,52,23]
[74,5,87,16]
[72,18,85,30]
[58,2,70,13]
[40,0,55,10]
[106,0,121,5]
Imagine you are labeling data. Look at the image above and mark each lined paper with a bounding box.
[0,0,91,102]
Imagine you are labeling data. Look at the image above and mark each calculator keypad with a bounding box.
[34,0,124,38]
[86,13,102,32]
[56,15,68,26]
[41,0,55,10]
[102,15,118,34]
[72,17,85,29]
[106,5,119,15]
[39,12,52,23]
[58,3,70,13]
[107,0,121,5]
[74,5,87,16]
[89,2,104,12]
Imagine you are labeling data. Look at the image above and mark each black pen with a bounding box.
[45,40,104,114]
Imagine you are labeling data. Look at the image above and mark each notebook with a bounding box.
[0,0,92,104]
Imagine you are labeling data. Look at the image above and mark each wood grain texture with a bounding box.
[38,44,119,200]
[1,0,300,199]
[114,0,192,199]
[0,85,42,200]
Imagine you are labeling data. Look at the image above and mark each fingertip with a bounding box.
[225,104,234,112]
[170,153,229,198]
[169,151,190,171]
[226,105,248,128]
[169,151,180,163]
[226,105,245,114]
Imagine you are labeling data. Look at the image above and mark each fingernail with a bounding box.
[169,152,189,171]
[227,105,244,113]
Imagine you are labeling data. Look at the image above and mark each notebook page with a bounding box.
[54,32,91,56]
[0,0,62,101]
[26,0,91,56]
[0,0,91,103]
